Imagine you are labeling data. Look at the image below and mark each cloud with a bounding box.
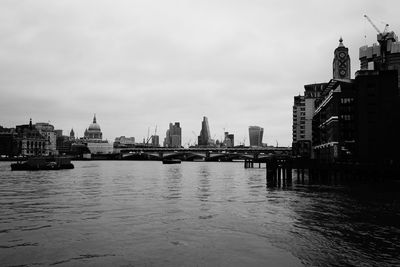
[1,0,399,146]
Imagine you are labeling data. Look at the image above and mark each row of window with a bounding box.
[26,141,45,147]
[340,98,354,104]
[340,115,353,121]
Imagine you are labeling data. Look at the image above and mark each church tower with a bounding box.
[70,128,75,140]
[333,37,351,79]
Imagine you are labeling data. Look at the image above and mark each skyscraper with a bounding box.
[198,116,212,147]
[223,132,234,147]
[248,126,263,147]
[152,135,160,147]
[164,122,181,148]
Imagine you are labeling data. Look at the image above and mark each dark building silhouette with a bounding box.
[0,126,17,157]
[164,122,181,148]
[152,135,160,147]
[311,32,400,164]
[248,126,263,147]
[198,117,213,147]
[223,132,234,147]
[312,79,355,162]
[353,69,400,163]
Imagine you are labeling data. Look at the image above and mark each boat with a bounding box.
[162,159,181,164]
[11,156,74,171]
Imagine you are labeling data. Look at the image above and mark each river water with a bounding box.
[0,161,399,266]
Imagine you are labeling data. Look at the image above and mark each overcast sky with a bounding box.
[0,0,399,146]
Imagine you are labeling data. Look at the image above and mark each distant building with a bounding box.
[35,122,58,155]
[82,114,113,154]
[248,126,263,147]
[56,135,73,155]
[223,132,234,147]
[0,126,17,157]
[114,136,135,147]
[84,114,102,140]
[55,129,63,138]
[15,119,48,156]
[70,128,75,140]
[198,116,214,147]
[55,129,76,155]
[152,135,160,147]
[164,122,181,148]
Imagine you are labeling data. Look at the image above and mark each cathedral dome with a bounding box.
[88,114,101,131]
[88,122,101,131]
[84,114,103,141]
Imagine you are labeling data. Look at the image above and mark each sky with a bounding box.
[0,0,399,147]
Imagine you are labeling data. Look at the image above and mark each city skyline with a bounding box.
[1,1,399,146]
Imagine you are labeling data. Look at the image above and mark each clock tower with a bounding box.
[333,37,351,79]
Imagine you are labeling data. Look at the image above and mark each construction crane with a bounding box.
[145,127,151,145]
[363,15,395,68]
[191,131,198,146]
[364,14,389,35]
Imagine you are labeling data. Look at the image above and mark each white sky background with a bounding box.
[0,0,399,146]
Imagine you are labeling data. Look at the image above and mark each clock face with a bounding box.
[339,52,346,59]
[339,70,346,76]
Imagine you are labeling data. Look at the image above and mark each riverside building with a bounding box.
[35,122,58,155]
[312,31,400,164]
[15,119,48,156]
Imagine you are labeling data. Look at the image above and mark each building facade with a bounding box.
[15,119,48,156]
[311,33,400,164]
[164,122,182,148]
[248,126,263,147]
[292,83,326,157]
[312,79,355,162]
[152,135,160,147]
[35,122,58,155]
[114,136,135,147]
[198,117,213,147]
[333,37,351,79]
[223,132,234,147]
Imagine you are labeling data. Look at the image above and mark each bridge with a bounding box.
[114,147,292,161]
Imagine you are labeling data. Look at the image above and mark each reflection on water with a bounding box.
[197,164,211,202]
[164,165,182,200]
[0,161,399,266]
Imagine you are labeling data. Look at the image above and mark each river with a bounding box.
[1,161,399,266]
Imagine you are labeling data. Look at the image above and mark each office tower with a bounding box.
[248,126,263,147]
[198,116,212,146]
[223,132,234,147]
[152,135,160,147]
[164,122,181,148]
